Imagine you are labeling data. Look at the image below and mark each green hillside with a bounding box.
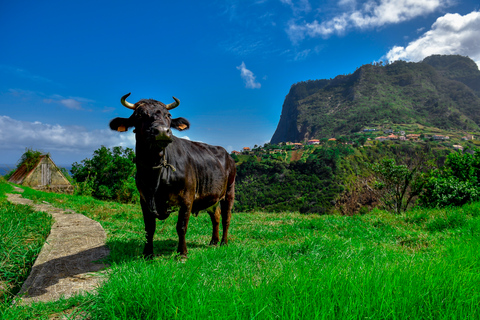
[271,55,480,143]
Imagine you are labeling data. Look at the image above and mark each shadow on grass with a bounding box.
[106,238,211,264]
[17,245,109,301]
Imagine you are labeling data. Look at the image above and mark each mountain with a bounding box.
[270,55,480,144]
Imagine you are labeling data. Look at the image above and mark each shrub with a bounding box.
[419,150,480,208]
[74,173,96,197]
[419,175,479,208]
[116,176,140,204]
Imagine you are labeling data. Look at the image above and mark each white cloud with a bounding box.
[236,62,262,89]
[386,11,480,68]
[59,98,83,110]
[0,116,135,160]
[287,0,449,42]
[350,0,446,27]
[43,95,94,110]
[6,89,94,111]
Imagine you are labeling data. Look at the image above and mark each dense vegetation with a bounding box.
[271,55,480,144]
[420,151,480,207]
[235,143,354,213]
[68,140,480,216]
[1,179,480,319]
[71,146,138,203]
[236,140,465,214]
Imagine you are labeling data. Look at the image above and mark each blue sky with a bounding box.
[1,0,479,166]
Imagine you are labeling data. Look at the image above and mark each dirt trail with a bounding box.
[6,186,109,304]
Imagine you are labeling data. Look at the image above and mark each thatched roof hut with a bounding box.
[8,155,73,193]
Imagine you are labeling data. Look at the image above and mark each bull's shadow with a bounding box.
[19,238,209,300]
[105,238,210,264]
[18,245,109,300]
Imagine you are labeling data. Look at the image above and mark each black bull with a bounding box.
[110,93,236,257]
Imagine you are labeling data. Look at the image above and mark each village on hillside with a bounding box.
[232,127,477,156]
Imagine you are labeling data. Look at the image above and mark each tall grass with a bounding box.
[92,240,480,319]
[2,183,480,319]
[88,211,480,320]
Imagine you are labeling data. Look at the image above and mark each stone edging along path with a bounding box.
[6,186,109,304]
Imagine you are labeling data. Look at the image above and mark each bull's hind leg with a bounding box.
[220,183,235,245]
[207,203,221,245]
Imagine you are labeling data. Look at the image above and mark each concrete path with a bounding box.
[6,186,109,304]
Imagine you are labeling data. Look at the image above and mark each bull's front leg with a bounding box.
[176,204,192,256]
[140,199,156,259]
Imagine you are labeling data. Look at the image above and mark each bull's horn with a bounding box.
[121,93,136,110]
[165,97,180,110]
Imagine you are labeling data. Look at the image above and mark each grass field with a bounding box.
[1,178,479,319]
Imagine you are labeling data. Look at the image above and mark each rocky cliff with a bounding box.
[270,55,480,144]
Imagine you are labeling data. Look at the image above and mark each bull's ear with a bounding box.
[171,117,190,131]
[110,117,134,132]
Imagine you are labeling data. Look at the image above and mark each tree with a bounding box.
[71,146,138,203]
[370,157,430,214]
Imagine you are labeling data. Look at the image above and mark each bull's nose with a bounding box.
[153,126,172,141]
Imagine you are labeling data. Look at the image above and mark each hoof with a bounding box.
[143,247,154,259]
[209,240,219,246]
[143,252,154,260]
[176,252,188,262]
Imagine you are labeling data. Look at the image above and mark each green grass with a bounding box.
[1,181,480,319]
[0,179,13,201]
[0,178,53,304]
